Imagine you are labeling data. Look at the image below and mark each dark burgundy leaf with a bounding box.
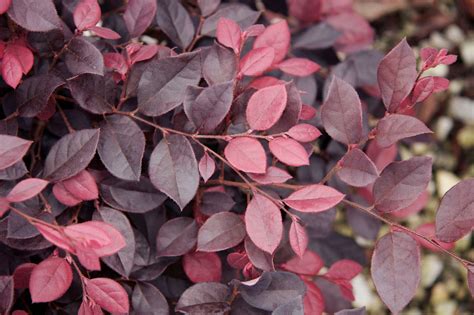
[245,193,282,254]
[7,0,61,32]
[376,114,432,148]
[16,74,64,117]
[149,134,199,210]
[65,37,104,76]
[245,237,274,271]
[85,278,129,314]
[123,0,157,38]
[273,297,304,315]
[90,26,121,40]
[200,191,235,216]
[98,115,145,181]
[184,81,234,133]
[0,161,27,180]
[0,276,14,314]
[132,282,169,314]
[435,179,474,242]
[138,51,201,116]
[183,251,222,282]
[155,0,195,49]
[293,22,341,50]
[373,156,432,213]
[197,212,246,252]
[287,0,321,23]
[201,4,260,37]
[43,129,100,182]
[202,43,237,85]
[338,148,379,187]
[216,17,242,54]
[68,74,116,114]
[13,263,36,289]
[156,217,198,257]
[176,282,230,313]
[335,307,367,315]
[198,152,215,183]
[377,38,417,112]
[371,231,421,314]
[198,0,220,17]
[224,137,267,174]
[321,76,363,145]
[29,257,73,302]
[73,0,101,31]
[0,135,32,171]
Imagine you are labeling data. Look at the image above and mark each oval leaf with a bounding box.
[338,148,379,187]
[216,17,242,54]
[29,257,73,303]
[198,152,215,183]
[85,278,129,314]
[253,20,290,64]
[284,184,344,213]
[239,47,274,76]
[7,0,61,32]
[156,217,198,257]
[197,212,246,252]
[124,0,157,38]
[73,0,101,31]
[246,84,287,131]
[376,114,432,148]
[183,251,222,283]
[287,123,321,142]
[6,178,48,203]
[289,220,308,258]
[224,137,266,174]
[248,166,292,184]
[269,137,309,167]
[0,135,31,171]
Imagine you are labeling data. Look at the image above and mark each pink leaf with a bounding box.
[287,0,322,24]
[6,43,34,74]
[287,123,321,142]
[0,135,32,171]
[248,76,285,90]
[239,47,275,76]
[245,193,282,254]
[216,17,242,54]
[90,26,121,39]
[224,137,266,174]
[253,20,290,64]
[289,220,308,258]
[326,12,374,53]
[248,166,292,184]
[74,0,101,31]
[76,246,101,271]
[366,140,397,172]
[299,104,317,120]
[29,257,73,303]
[377,38,417,112]
[268,137,309,167]
[276,58,320,77]
[198,152,215,182]
[34,223,75,252]
[432,77,449,92]
[435,179,474,242]
[103,53,128,75]
[284,184,345,213]
[64,222,111,249]
[85,221,127,256]
[53,182,82,206]
[373,157,432,213]
[130,45,159,64]
[415,223,454,251]
[78,299,103,315]
[62,170,99,201]
[338,148,379,187]
[321,76,363,145]
[303,280,325,315]
[183,251,222,283]
[246,84,287,130]
[391,190,429,218]
[376,114,432,148]
[6,178,49,203]
[0,0,11,14]
[244,24,265,38]
[371,231,421,314]
[281,250,324,275]
[2,51,23,89]
[325,260,362,281]
[411,76,435,104]
[0,198,9,217]
[85,278,129,314]
[13,263,36,289]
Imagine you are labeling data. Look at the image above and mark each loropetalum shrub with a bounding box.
[0,0,470,314]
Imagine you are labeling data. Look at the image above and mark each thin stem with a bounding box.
[186,16,205,52]
[57,105,75,133]
[342,199,472,266]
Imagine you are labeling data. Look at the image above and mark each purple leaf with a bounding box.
[377,38,417,112]
[132,282,169,314]
[335,307,367,315]
[43,129,100,182]
[138,51,201,116]
[338,148,379,187]
[435,179,474,242]
[98,115,145,181]
[155,0,195,49]
[176,282,230,314]
[376,114,433,148]
[7,0,61,32]
[198,152,215,183]
[202,43,237,85]
[149,134,199,210]
[123,0,157,38]
[68,74,116,114]
[201,4,260,37]
[0,276,13,314]
[16,74,64,117]
[245,236,274,271]
[0,161,28,180]
[293,22,341,50]
[65,37,104,76]
[373,156,432,213]
[156,217,198,257]
[184,81,234,133]
[197,212,246,252]
[200,191,235,216]
[0,135,32,171]
[321,77,363,145]
[371,231,420,314]
[198,0,221,17]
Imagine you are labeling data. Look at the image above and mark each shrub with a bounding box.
[0,0,470,314]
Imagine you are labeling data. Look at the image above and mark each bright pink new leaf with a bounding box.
[299,104,317,120]
[6,43,33,74]
[183,251,222,283]
[377,38,417,112]
[0,0,11,14]
[288,220,308,258]
[6,178,49,203]
[198,152,215,183]
[2,51,23,88]
[281,250,324,275]
[239,47,275,76]
[248,166,292,184]
[325,259,362,281]
[53,182,82,206]
[34,223,75,252]
[84,221,127,256]
[62,170,98,201]
[0,135,32,170]
[85,278,129,314]
[284,184,345,213]
[224,137,266,174]
[74,0,101,31]
[216,17,242,54]
[253,20,290,64]
[303,280,325,315]
[246,84,287,130]
[248,76,285,90]
[29,257,73,303]
[287,123,321,142]
[276,58,320,77]
[90,26,121,39]
[129,45,159,64]
[411,76,435,104]
[245,193,282,254]
[103,52,128,75]
[269,137,310,167]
